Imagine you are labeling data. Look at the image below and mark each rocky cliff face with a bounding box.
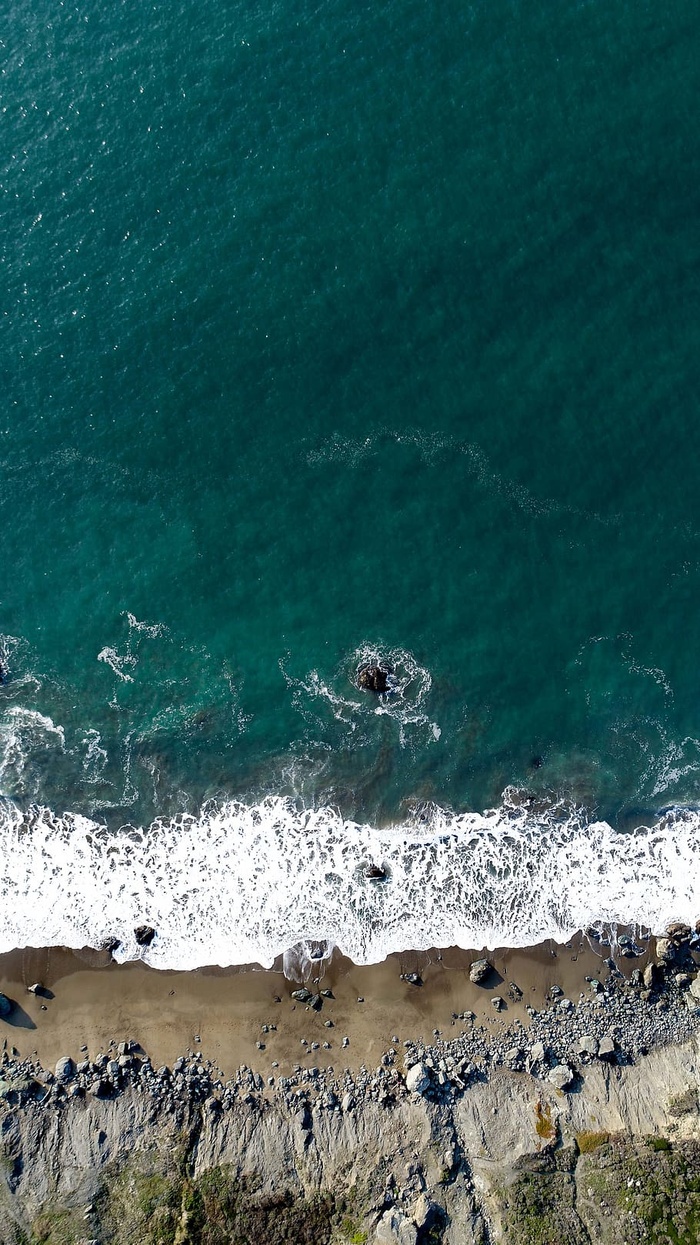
[2,1034,700,1244]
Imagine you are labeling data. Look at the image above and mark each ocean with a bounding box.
[2,0,700,966]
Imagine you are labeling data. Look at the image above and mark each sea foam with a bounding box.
[0,791,698,969]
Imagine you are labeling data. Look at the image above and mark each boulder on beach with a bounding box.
[134,926,156,947]
[656,937,675,963]
[547,1064,574,1090]
[357,665,390,693]
[598,1034,617,1061]
[469,958,491,985]
[55,1057,75,1083]
[405,1062,431,1095]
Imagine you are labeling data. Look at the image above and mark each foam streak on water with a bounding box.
[0,793,698,969]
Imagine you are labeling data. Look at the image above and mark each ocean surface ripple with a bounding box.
[0,792,698,969]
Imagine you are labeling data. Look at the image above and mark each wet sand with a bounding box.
[0,933,652,1079]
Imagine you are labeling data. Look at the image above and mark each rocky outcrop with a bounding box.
[357,665,390,693]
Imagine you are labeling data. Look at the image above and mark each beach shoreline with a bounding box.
[0,928,673,1079]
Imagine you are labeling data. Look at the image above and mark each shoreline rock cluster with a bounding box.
[1,926,700,1120]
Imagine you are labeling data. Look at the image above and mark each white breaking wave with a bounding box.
[0,791,699,969]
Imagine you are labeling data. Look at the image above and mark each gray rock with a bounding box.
[598,1034,617,1060]
[405,1063,431,1095]
[54,1057,75,1084]
[529,1041,546,1064]
[469,958,491,985]
[491,997,503,1011]
[547,1064,574,1090]
[574,1035,599,1057]
[412,1194,434,1229]
[644,963,661,990]
[689,976,700,1003]
[375,1207,418,1245]
[656,937,675,963]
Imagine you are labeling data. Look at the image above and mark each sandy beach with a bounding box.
[0,931,652,1078]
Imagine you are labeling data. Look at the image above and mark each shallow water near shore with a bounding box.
[2,0,700,962]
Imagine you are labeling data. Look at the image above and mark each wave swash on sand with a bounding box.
[0,790,698,969]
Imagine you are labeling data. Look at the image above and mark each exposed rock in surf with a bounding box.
[134,926,156,947]
[469,958,492,985]
[357,664,391,693]
[365,864,387,880]
[0,662,7,685]
[101,937,122,957]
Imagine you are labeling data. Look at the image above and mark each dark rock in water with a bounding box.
[530,755,544,769]
[134,926,156,947]
[357,665,390,693]
[0,662,7,685]
[0,994,12,1018]
[365,864,387,880]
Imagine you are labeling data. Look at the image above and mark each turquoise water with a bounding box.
[1,0,700,962]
